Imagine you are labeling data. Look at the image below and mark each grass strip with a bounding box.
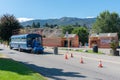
[0,58,47,80]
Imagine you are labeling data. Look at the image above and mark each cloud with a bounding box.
[86,16,95,18]
[17,18,34,22]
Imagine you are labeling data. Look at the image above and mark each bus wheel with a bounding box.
[38,51,43,54]
[10,46,13,49]
[39,51,42,54]
[31,49,34,54]
[27,50,32,53]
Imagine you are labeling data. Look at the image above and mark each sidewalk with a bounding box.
[60,49,120,64]
[45,47,120,64]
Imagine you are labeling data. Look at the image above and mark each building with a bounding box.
[89,33,118,48]
[18,28,79,47]
[43,34,79,47]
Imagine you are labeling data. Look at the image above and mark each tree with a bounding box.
[72,27,89,45]
[92,11,120,37]
[50,24,54,28]
[62,25,73,34]
[0,14,21,41]
[110,40,119,56]
[54,24,58,27]
[31,22,41,28]
[25,25,31,28]
[36,22,40,28]
[32,22,36,28]
[44,23,49,27]
[73,22,81,27]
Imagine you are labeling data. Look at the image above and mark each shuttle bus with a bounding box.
[9,33,44,54]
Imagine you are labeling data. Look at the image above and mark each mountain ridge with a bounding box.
[21,17,96,28]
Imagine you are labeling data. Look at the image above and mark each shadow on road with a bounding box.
[43,52,63,55]
[9,52,16,54]
[0,49,3,51]
[23,62,87,80]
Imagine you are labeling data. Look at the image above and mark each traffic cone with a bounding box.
[71,53,73,58]
[65,54,68,60]
[80,57,84,64]
[98,60,103,68]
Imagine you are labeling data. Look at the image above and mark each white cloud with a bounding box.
[86,16,95,18]
[17,18,34,22]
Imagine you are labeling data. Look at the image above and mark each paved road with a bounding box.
[0,45,120,80]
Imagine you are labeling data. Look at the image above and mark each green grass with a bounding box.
[62,49,103,54]
[86,50,103,54]
[0,58,47,80]
[75,49,103,54]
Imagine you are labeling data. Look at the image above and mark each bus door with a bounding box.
[27,37,33,47]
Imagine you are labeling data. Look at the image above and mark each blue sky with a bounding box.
[0,0,120,21]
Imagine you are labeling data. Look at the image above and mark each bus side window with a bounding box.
[22,37,26,42]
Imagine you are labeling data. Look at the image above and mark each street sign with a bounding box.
[65,31,68,38]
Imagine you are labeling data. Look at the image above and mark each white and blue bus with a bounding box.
[9,33,44,54]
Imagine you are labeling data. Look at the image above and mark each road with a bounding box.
[0,45,120,80]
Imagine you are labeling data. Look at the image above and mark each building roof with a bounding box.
[90,33,117,37]
[64,34,77,38]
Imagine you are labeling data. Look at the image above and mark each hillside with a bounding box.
[21,17,96,28]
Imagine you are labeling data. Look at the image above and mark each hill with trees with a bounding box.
[21,17,96,28]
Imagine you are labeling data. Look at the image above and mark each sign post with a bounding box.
[65,31,69,54]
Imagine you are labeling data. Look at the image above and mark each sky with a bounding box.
[0,0,120,22]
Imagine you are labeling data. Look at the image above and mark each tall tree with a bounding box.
[32,22,36,28]
[62,25,73,34]
[0,14,21,41]
[25,25,31,28]
[44,23,49,27]
[36,22,40,28]
[92,11,120,37]
[72,27,89,45]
